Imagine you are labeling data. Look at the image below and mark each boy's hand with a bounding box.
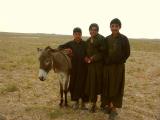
[84,57,91,63]
[90,56,94,62]
[65,48,72,53]
[65,48,73,56]
[84,57,89,63]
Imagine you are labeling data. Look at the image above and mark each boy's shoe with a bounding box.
[109,111,118,120]
[90,103,96,113]
[81,102,88,110]
[100,102,105,108]
[72,101,79,110]
[101,106,111,114]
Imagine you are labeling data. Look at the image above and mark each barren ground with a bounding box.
[0,34,159,120]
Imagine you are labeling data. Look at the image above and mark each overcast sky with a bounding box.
[0,0,160,38]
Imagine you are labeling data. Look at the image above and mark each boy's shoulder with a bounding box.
[86,37,91,43]
[119,34,128,40]
[105,35,112,41]
[97,34,105,40]
[105,34,128,40]
[81,40,87,44]
[105,35,110,39]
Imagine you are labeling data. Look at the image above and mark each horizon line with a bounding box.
[0,31,160,40]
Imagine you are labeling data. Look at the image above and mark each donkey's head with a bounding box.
[37,46,57,81]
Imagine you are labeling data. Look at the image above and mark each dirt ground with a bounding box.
[0,34,159,120]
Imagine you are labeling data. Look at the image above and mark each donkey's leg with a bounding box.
[59,73,65,107]
[59,83,63,107]
[64,91,68,106]
[64,74,69,107]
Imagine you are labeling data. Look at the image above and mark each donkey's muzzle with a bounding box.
[39,76,45,81]
[38,69,47,81]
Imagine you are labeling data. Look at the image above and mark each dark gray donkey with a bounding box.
[37,46,71,107]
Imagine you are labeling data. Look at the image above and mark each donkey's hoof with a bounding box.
[59,103,63,107]
[64,103,69,107]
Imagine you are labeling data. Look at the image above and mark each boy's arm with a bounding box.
[124,37,130,60]
[91,53,103,62]
[58,41,73,56]
[91,37,105,62]
[58,41,71,50]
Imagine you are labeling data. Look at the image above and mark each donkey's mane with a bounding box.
[44,46,59,53]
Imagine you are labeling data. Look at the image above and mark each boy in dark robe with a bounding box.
[85,23,105,112]
[58,27,88,110]
[102,18,130,120]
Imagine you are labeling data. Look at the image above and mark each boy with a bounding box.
[85,23,105,112]
[58,27,88,110]
[102,18,130,120]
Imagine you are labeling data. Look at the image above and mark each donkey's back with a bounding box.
[52,50,71,73]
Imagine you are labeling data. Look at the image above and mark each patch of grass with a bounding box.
[24,82,33,89]
[0,83,18,94]
[48,109,65,119]
[25,105,53,112]
[25,107,33,112]
[130,40,160,52]
[0,34,160,120]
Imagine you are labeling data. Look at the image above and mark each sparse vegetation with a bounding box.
[0,83,18,94]
[0,32,159,120]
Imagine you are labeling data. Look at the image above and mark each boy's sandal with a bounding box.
[72,103,79,110]
[109,110,118,120]
[81,105,88,110]
[102,107,111,114]
[90,105,96,113]
[101,107,111,114]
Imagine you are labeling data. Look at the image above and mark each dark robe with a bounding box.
[85,34,105,102]
[58,40,88,102]
[102,33,130,108]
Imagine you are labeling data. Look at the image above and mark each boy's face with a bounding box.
[89,27,98,37]
[73,32,82,41]
[110,24,121,35]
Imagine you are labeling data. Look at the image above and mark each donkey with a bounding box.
[37,46,71,107]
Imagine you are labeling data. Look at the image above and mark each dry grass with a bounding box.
[0,33,160,120]
[0,83,18,94]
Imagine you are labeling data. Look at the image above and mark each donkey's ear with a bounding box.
[37,48,43,58]
[45,46,51,50]
[37,48,43,52]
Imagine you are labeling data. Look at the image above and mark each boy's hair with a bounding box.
[73,27,82,34]
[89,23,99,32]
[110,18,121,27]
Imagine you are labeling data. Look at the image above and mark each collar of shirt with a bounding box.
[111,33,121,39]
[73,39,82,44]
